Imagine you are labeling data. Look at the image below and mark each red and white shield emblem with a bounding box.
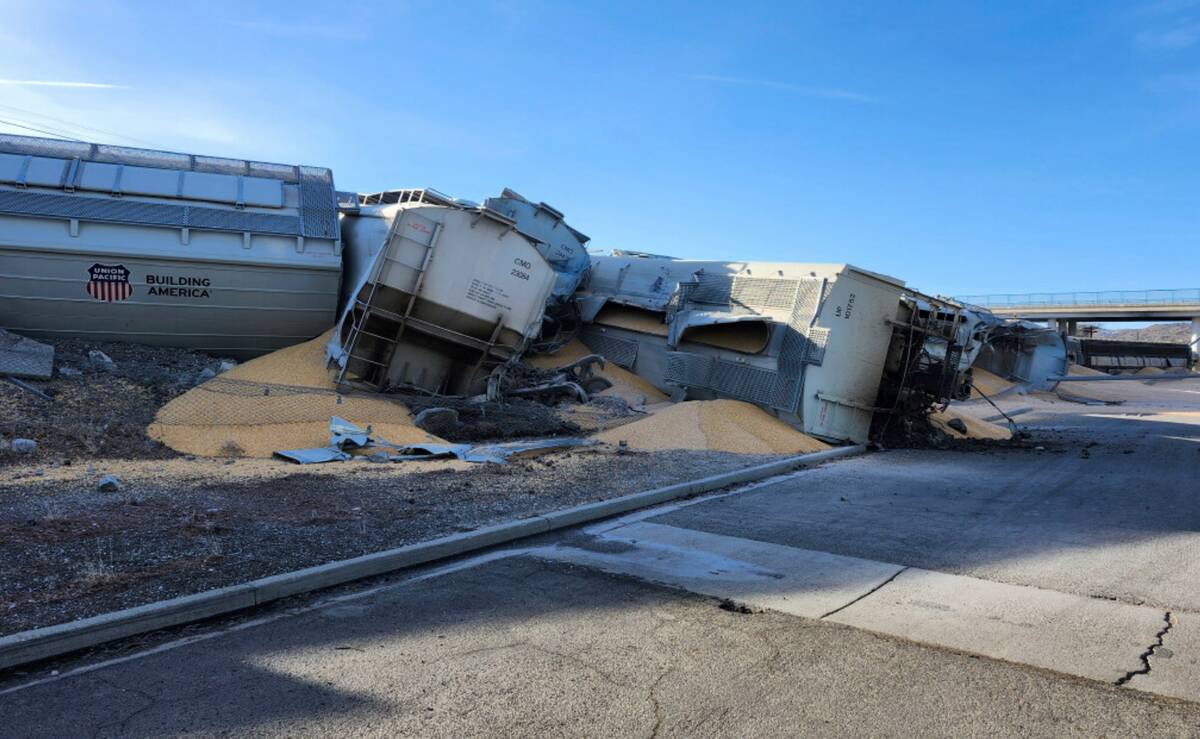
[85,263,134,303]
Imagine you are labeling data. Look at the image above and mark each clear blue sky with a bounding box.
[2,0,1199,299]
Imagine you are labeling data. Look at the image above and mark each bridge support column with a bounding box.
[1046,318,1060,333]
[1066,320,1078,336]
[1192,317,1200,364]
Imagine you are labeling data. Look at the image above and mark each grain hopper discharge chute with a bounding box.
[0,134,342,357]
[328,194,557,396]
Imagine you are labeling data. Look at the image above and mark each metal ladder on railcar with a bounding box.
[335,216,444,389]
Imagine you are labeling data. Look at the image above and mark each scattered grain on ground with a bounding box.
[148,332,442,457]
[970,368,1016,399]
[929,405,1013,441]
[595,399,831,454]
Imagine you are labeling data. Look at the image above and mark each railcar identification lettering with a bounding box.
[466,279,513,312]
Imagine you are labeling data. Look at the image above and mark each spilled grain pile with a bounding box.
[148,332,442,457]
[594,399,830,454]
[528,338,668,407]
[969,368,1015,399]
[1054,364,1131,404]
[929,405,1012,441]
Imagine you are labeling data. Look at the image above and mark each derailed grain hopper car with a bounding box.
[328,190,558,396]
[576,253,980,444]
[0,135,341,357]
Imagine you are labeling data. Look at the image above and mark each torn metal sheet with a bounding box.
[459,437,597,463]
[377,442,471,461]
[275,416,596,465]
[379,438,596,463]
[275,417,378,464]
[273,447,352,464]
[330,416,372,449]
[0,329,54,380]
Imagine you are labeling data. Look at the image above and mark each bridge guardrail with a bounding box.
[955,289,1200,310]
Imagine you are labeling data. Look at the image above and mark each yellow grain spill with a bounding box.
[929,405,1013,441]
[969,368,1015,399]
[594,399,831,454]
[1135,366,1165,375]
[148,331,443,457]
[528,338,668,406]
[1067,364,1107,376]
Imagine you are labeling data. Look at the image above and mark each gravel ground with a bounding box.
[0,446,784,635]
[1,338,223,464]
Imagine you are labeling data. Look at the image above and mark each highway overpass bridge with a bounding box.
[955,289,1200,359]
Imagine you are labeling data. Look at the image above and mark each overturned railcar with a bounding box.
[0,135,341,357]
[1071,338,1190,371]
[329,191,557,396]
[575,253,978,444]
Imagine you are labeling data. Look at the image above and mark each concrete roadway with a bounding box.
[3,388,1200,736]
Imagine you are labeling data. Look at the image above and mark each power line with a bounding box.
[0,117,86,141]
[0,103,160,147]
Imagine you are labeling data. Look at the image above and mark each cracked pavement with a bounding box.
[3,391,1200,734]
[4,556,1200,737]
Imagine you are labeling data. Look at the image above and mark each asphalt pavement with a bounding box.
[3,387,1200,736]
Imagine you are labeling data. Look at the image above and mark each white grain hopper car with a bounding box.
[576,253,991,444]
[328,190,558,395]
[0,134,341,357]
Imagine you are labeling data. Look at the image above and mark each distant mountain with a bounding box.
[1093,323,1192,344]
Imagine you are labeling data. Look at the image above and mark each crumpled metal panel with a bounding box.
[273,447,352,464]
[330,416,372,449]
[275,417,596,465]
[483,189,591,300]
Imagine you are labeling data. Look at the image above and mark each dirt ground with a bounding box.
[0,335,1014,638]
[0,335,785,636]
[0,446,784,635]
[0,337,638,464]
[1,338,222,464]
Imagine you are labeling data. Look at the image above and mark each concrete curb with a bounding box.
[0,445,865,672]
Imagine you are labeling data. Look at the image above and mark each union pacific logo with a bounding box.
[85,263,133,303]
